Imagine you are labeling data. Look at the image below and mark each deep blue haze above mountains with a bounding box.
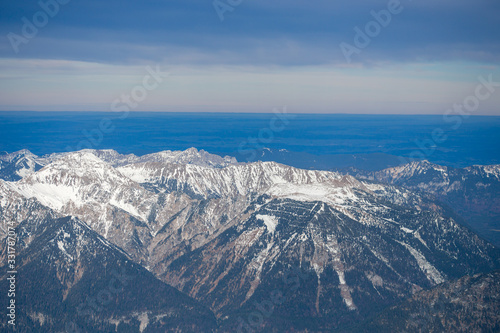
[0,112,499,169]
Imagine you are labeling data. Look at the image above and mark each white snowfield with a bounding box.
[256,214,278,234]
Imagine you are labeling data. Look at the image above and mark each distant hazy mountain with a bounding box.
[1,148,499,332]
[347,160,500,247]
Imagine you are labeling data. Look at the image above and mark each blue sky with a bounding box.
[0,0,499,114]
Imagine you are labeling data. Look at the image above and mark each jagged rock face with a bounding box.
[5,150,368,268]
[11,152,160,264]
[117,160,367,269]
[164,194,499,331]
[1,148,240,264]
[349,160,500,246]
[355,270,500,333]
[0,216,217,333]
[0,180,60,251]
[116,160,362,199]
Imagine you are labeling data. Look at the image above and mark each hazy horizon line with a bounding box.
[1,110,500,117]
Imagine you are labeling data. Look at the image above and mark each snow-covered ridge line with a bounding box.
[1,148,378,263]
[11,151,156,223]
[116,159,363,200]
[356,159,500,187]
[0,149,38,162]
[5,147,238,169]
[3,149,499,181]
[8,149,364,209]
[0,147,239,182]
[3,148,499,232]
[5,148,499,220]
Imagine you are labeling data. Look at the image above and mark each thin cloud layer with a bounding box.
[1,0,499,65]
[0,0,499,113]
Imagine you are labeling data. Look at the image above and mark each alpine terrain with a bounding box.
[0,148,499,332]
[347,160,500,247]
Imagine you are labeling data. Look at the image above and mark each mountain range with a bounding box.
[1,148,499,332]
[346,160,500,247]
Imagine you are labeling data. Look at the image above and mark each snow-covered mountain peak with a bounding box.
[0,148,239,183]
[21,150,124,185]
[138,147,238,168]
[56,149,106,164]
[12,151,156,224]
[396,159,448,174]
[0,149,45,180]
[267,181,359,205]
[368,159,450,185]
[465,164,500,178]
[46,147,238,168]
[0,149,37,162]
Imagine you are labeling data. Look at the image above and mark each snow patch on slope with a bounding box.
[398,241,445,285]
[256,214,278,234]
[268,183,358,206]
